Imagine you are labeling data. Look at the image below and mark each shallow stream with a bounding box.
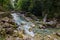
[11,12,60,40]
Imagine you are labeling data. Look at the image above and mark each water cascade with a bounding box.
[43,14,47,22]
[10,0,35,37]
[10,0,15,8]
[11,13,35,37]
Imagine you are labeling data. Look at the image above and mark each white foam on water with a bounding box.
[10,0,15,8]
[11,13,35,37]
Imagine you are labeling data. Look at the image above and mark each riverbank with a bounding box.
[0,12,60,40]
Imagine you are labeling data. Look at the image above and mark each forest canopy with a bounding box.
[0,0,60,18]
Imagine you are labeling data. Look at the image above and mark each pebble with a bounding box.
[54,38,57,40]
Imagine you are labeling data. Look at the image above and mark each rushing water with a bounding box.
[10,0,35,37]
[11,13,35,37]
[10,0,15,8]
[11,13,60,36]
[43,14,47,22]
[11,13,60,40]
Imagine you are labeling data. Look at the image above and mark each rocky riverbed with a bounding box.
[0,12,60,40]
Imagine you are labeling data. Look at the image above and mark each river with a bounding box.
[11,13,35,37]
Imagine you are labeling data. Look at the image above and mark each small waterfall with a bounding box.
[11,13,35,37]
[43,14,47,22]
[10,0,15,8]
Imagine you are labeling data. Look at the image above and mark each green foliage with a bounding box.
[16,0,42,16]
[0,0,3,6]
[3,0,13,11]
[0,0,13,11]
[16,0,30,11]
[0,37,5,40]
[29,0,42,16]
[0,0,60,18]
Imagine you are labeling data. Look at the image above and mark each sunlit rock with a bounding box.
[54,38,58,40]
[56,24,60,28]
[15,37,23,40]
[14,30,18,33]
[30,23,35,27]
[25,17,32,21]
[34,34,43,40]
[3,23,10,28]
[56,33,60,37]
[39,24,46,29]
[6,36,14,40]
[44,35,54,40]
[18,31,25,38]
[44,34,60,40]
[0,29,6,35]
[1,17,9,22]
[23,35,33,40]
[23,37,31,40]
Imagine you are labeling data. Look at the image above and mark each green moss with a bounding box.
[0,36,5,40]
